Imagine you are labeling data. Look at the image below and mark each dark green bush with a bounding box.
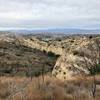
[47,52,56,57]
[73,50,79,55]
[89,64,100,75]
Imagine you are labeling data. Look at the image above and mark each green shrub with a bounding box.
[73,50,79,55]
[47,52,56,57]
[89,64,100,75]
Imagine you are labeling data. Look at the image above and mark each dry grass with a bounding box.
[0,75,100,100]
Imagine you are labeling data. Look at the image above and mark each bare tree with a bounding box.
[82,39,100,98]
[41,64,45,85]
[71,39,100,98]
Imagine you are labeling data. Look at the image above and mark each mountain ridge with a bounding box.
[0,28,100,34]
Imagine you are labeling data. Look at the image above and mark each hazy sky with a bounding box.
[0,0,100,29]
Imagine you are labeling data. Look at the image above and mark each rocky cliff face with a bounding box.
[16,35,100,80]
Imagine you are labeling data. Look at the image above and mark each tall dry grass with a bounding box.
[0,75,100,100]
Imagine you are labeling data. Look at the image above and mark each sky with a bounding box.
[0,0,100,29]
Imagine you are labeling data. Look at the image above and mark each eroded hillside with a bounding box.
[0,33,100,80]
[18,35,100,80]
[0,33,57,76]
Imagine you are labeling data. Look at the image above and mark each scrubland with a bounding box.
[0,75,100,100]
[0,34,100,100]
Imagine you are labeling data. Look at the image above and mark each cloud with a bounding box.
[0,0,100,29]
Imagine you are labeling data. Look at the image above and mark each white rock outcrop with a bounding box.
[17,36,100,80]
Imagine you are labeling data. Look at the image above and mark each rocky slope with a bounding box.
[18,35,100,80]
[0,33,100,80]
[0,33,57,76]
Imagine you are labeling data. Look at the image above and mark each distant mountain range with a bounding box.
[0,28,100,34]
